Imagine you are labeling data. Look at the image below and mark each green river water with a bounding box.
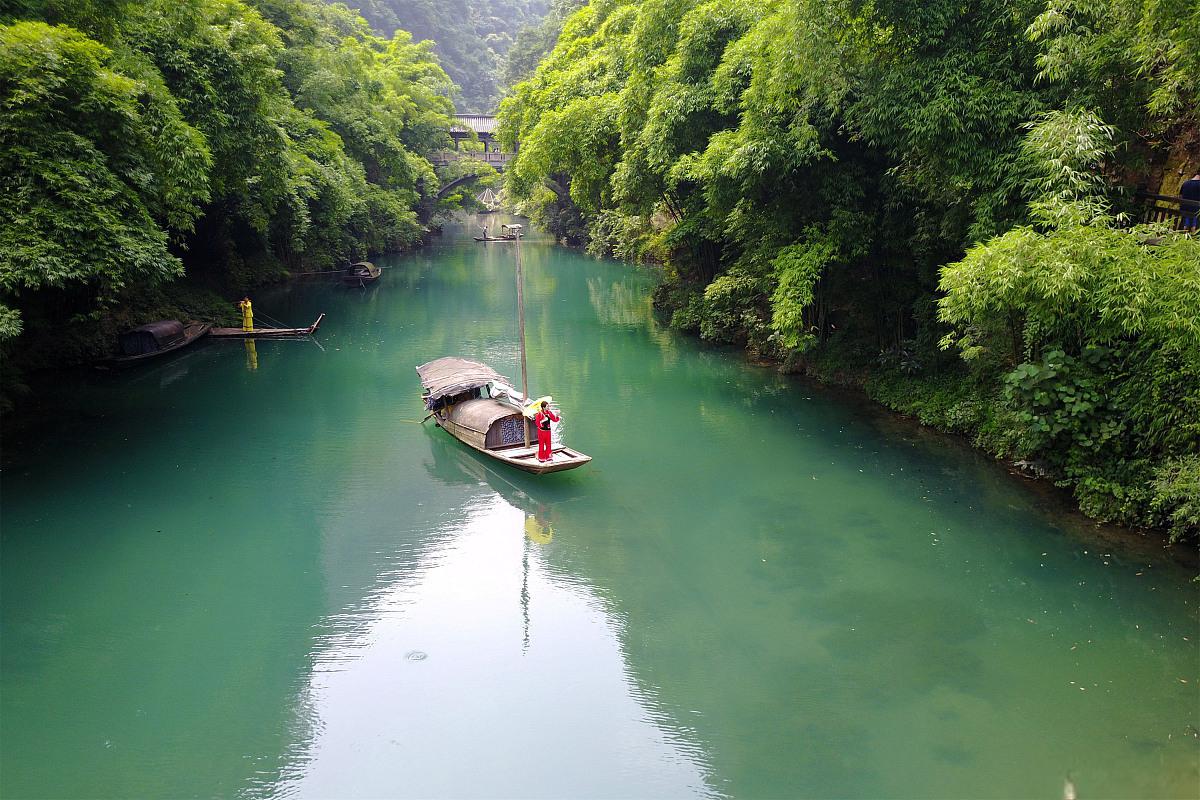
[2,219,1197,799]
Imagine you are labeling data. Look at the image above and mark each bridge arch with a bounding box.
[437,172,490,200]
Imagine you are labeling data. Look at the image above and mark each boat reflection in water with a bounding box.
[267,433,712,798]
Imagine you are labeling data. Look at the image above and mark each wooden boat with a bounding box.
[342,261,381,286]
[474,223,523,242]
[109,320,210,365]
[416,357,592,474]
[210,313,325,338]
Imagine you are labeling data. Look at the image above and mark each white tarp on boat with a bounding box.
[416,357,510,408]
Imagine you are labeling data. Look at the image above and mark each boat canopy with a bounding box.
[446,398,523,434]
[119,320,185,356]
[417,357,510,408]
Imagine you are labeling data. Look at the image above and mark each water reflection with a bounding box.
[244,340,258,372]
[268,461,715,799]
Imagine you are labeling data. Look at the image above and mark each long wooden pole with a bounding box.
[515,227,530,449]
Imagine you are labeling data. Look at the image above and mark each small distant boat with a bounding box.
[342,261,381,286]
[108,320,210,365]
[474,223,523,242]
[416,357,591,474]
[209,314,325,339]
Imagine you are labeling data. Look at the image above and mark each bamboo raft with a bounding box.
[209,314,325,338]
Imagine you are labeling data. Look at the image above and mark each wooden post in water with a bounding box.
[515,226,530,450]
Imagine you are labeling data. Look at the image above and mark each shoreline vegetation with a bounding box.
[497,0,1200,544]
[0,0,492,408]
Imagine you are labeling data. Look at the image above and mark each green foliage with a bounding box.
[1,0,461,393]
[940,111,1200,364]
[699,267,765,344]
[0,303,23,340]
[770,235,835,352]
[586,209,663,262]
[937,111,1200,534]
[1152,456,1200,542]
[508,93,622,211]
[0,20,208,331]
[868,371,996,436]
[502,0,587,86]
[1003,348,1124,454]
[1027,0,1198,116]
[501,0,1197,538]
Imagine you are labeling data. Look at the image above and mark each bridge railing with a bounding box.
[431,151,513,170]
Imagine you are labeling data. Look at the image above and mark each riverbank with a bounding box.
[641,281,1200,550]
[776,359,1200,570]
[495,0,1200,552]
[0,230,442,418]
[520,224,1199,548]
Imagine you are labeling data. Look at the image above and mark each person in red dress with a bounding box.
[534,400,560,462]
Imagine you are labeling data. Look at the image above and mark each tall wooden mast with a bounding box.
[514,226,530,449]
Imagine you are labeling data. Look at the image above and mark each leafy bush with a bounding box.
[1003,347,1124,457]
[699,268,765,344]
[1152,457,1200,543]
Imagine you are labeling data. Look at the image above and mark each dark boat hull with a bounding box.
[108,322,210,365]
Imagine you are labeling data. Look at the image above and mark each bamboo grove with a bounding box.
[499,0,1200,538]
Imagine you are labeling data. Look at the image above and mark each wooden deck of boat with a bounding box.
[489,443,592,474]
[435,418,591,473]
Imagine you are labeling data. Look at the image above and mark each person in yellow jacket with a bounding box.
[237,297,253,332]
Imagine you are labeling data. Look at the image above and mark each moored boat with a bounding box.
[416,357,591,474]
[109,320,211,365]
[342,261,381,286]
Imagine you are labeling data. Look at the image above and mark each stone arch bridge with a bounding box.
[433,114,514,199]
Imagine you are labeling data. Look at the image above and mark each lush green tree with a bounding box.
[938,110,1200,531]
[1,0,461,389]
[501,0,587,87]
[0,20,210,338]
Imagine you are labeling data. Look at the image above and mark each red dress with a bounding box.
[534,409,559,461]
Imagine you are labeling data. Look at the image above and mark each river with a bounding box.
[1,219,1196,799]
